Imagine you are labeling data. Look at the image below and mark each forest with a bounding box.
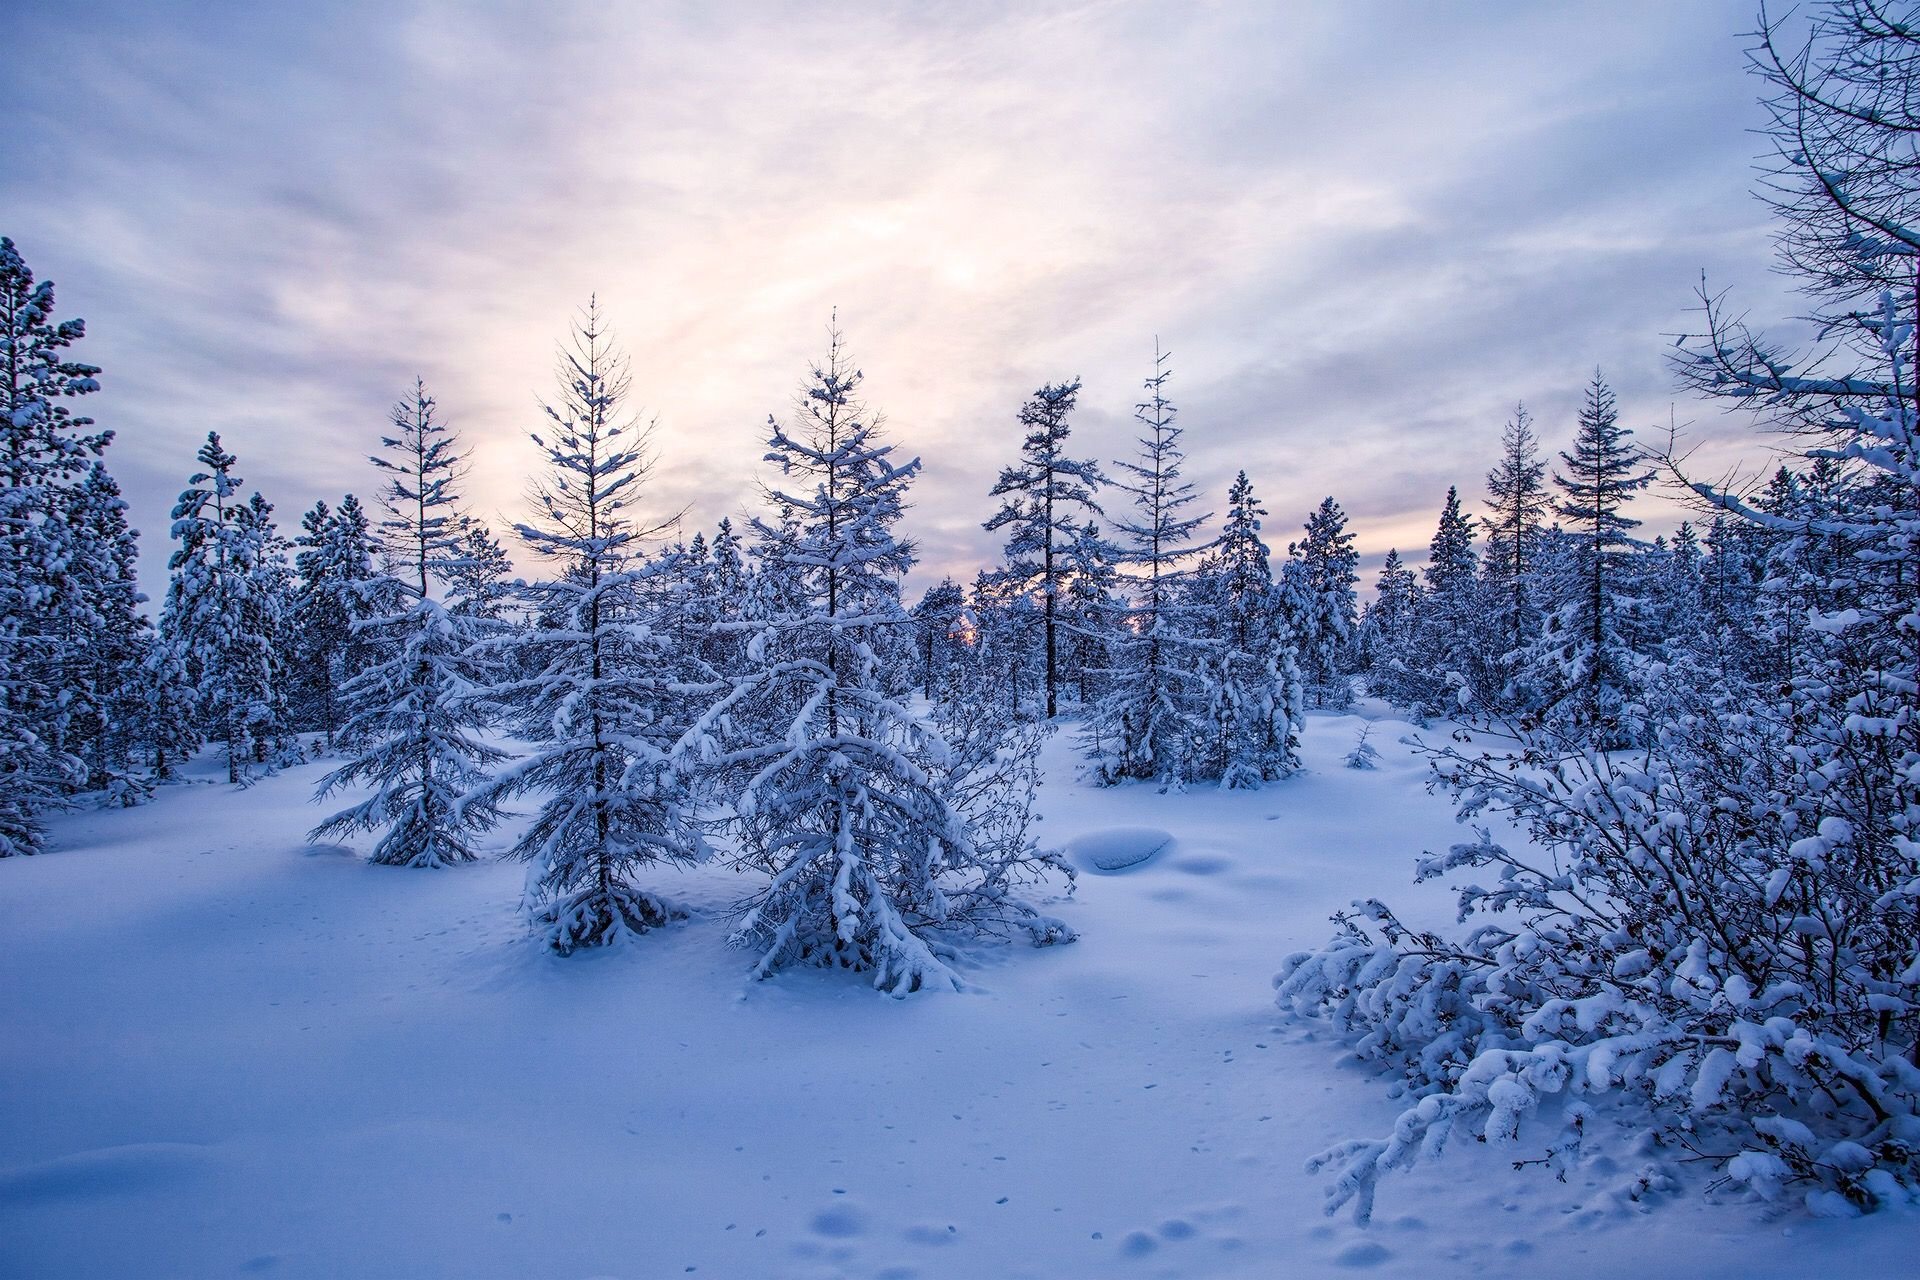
[2,2,1917,1275]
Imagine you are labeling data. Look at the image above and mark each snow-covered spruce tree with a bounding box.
[0,236,107,851]
[1081,345,1213,785]
[236,491,299,765]
[290,494,379,749]
[1354,547,1417,699]
[1479,404,1551,710]
[139,627,201,782]
[911,577,968,700]
[311,381,505,868]
[1058,519,1122,709]
[983,377,1106,718]
[1397,486,1483,717]
[158,433,282,785]
[970,570,1045,720]
[689,321,1072,993]
[1284,496,1359,709]
[64,461,150,798]
[1279,4,1920,1221]
[1532,372,1654,746]
[468,303,706,949]
[1189,470,1302,786]
[447,517,514,621]
[685,517,753,680]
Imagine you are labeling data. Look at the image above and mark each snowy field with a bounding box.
[2,713,1909,1280]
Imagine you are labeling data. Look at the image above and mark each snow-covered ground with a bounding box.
[2,713,1910,1279]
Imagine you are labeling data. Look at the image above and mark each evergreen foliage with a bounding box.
[471,303,703,947]
[983,377,1105,718]
[1081,345,1213,784]
[311,382,504,869]
[691,321,1072,992]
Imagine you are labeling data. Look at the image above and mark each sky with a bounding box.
[2,0,1807,599]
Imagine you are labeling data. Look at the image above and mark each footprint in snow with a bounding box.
[810,1205,868,1238]
[1333,1240,1393,1267]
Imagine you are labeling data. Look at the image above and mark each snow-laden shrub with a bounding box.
[1344,725,1380,770]
[1277,693,1920,1222]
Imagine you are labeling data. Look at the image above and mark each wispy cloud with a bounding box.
[2,0,1791,593]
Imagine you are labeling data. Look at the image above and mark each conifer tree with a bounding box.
[1356,548,1417,683]
[983,378,1105,718]
[1285,496,1359,708]
[691,321,1071,992]
[1481,406,1550,665]
[1541,371,1654,742]
[470,303,704,948]
[65,461,150,795]
[0,237,106,851]
[291,494,378,748]
[911,577,968,699]
[311,382,504,868]
[237,491,297,764]
[1189,470,1302,785]
[1401,486,1481,713]
[445,515,515,623]
[1082,345,1213,784]
[1058,519,1122,708]
[159,433,279,784]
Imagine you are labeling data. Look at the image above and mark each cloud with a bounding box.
[1,0,1794,598]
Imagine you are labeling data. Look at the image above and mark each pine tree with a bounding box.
[470,303,704,948]
[1082,345,1213,784]
[1542,371,1654,742]
[64,462,150,796]
[445,515,515,623]
[1356,548,1417,681]
[1286,496,1359,708]
[1058,519,1122,708]
[1402,485,1481,714]
[1189,470,1302,785]
[159,433,280,784]
[691,320,1071,992]
[311,381,504,868]
[0,237,106,851]
[983,378,1105,718]
[291,494,378,748]
[911,577,968,699]
[1474,410,1551,675]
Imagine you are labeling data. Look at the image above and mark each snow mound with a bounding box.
[1065,827,1175,874]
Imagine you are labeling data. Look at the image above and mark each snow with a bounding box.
[2,713,1912,1278]
[1063,826,1174,874]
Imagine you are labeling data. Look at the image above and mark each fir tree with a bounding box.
[1082,344,1213,784]
[236,491,297,764]
[0,237,106,851]
[911,577,968,700]
[1285,496,1359,708]
[1542,371,1654,742]
[691,320,1071,992]
[311,381,504,868]
[290,494,378,748]
[1474,408,1551,675]
[1189,470,1303,786]
[64,461,149,796]
[445,515,515,623]
[1401,486,1481,714]
[471,302,704,948]
[1356,548,1417,681]
[1058,519,1122,708]
[983,377,1105,718]
[159,433,279,784]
